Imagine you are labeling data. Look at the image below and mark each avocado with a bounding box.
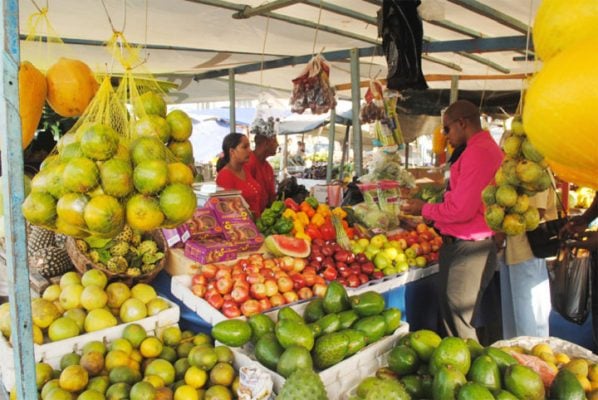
[307,322,322,338]
[388,345,420,375]
[550,369,586,400]
[456,382,494,400]
[248,314,275,343]
[467,354,501,392]
[275,319,314,351]
[276,345,313,378]
[410,329,442,362]
[342,329,367,356]
[432,365,467,400]
[483,347,517,372]
[356,377,380,398]
[400,374,424,399]
[504,364,545,400]
[350,291,385,317]
[211,319,252,347]
[322,281,351,314]
[465,338,484,360]
[255,333,284,371]
[278,306,304,323]
[303,298,326,323]
[315,313,341,334]
[494,390,519,400]
[382,308,402,335]
[338,310,359,329]
[352,315,387,344]
[430,337,471,375]
[313,331,349,370]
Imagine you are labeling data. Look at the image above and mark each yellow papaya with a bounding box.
[432,125,447,155]
[46,58,98,117]
[19,61,47,148]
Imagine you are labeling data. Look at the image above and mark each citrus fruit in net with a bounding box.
[80,123,119,161]
[135,115,172,143]
[131,136,167,166]
[100,158,134,198]
[22,192,57,226]
[56,192,89,227]
[166,110,192,141]
[63,157,100,193]
[126,194,165,231]
[167,162,194,185]
[168,140,194,164]
[159,183,196,225]
[83,194,125,236]
[135,92,167,118]
[133,160,169,195]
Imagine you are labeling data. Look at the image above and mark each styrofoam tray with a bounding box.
[0,297,179,390]
[170,274,309,325]
[492,336,598,363]
[348,264,439,295]
[232,322,409,399]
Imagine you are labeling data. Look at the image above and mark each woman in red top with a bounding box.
[216,133,265,218]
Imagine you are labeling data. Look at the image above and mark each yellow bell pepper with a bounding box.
[295,211,310,226]
[293,219,305,233]
[311,213,326,227]
[282,208,297,220]
[332,207,347,220]
[316,203,331,217]
[295,231,311,241]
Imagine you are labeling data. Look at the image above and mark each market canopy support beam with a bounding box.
[351,48,363,177]
[326,108,336,183]
[192,35,529,81]
[447,0,529,34]
[233,0,302,18]
[0,0,37,399]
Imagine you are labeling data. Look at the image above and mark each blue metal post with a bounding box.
[326,108,336,183]
[350,48,362,177]
[228,69,236,133]
[0,0,36,398]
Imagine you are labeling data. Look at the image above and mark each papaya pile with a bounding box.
[351,330,591,400]
[212,282,403,377]
[14,324,240,400]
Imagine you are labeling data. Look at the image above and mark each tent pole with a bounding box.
[326,108,336,183]
[339,124,350,182]
[350,48,362,177]
[0,0,37,398]
[450,75,459,103]
[282,135,288,180]
[229,69,236,132]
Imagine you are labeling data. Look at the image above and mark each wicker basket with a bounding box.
[65,230,166,285]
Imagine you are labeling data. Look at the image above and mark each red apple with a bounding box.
[241,299,262,317]
[259,268,274,279]
[215,277,233,295]
[313,275,326,286]
[201,264,218,279]
[303,266,317,276]
[192,274,207,286]
[223,294,232,301]
[258,298,272,312]
[292,258,306,273]
[358,273,369,285]
[246,273,265,285]
[283,291,299,304]
[397,239,407,250]
[420,242,431,255]
[302,272,316,287]
[290,273,306,290]
[264,279,279,297]
[206,292,224,309]
[233,280,250,291]
[269,293,286,307]
[248,254,264,264]
[205,287,218,299]
[372,271,385,280]
[298,287,313,300]
[347,274,361,288]
[277,276,294,293]
[322,266,338,281]
[280,256,295,272]
[231,285,249,304]
[250,282,267,300]
[274,270,289,280]
[221,301,241,318]
[263,259,276,269]
[337,277,348,286]
[215,268,232,280]
[312,283,327,298]
[416,223,428,234]
[246,265,260,274]
[361,261,375,275]
[191,284,207,298]
[232,271,247,283]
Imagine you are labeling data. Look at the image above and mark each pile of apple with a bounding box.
[350,223,442,276]
[190,254,328,318]
[307,239,382,288]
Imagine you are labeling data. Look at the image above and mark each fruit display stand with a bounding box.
[232,322,409,399]
[347,263,439,295]
[0,298,179,390]
[492,336,598,363]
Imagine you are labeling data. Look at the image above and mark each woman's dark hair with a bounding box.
[216,133,245,172]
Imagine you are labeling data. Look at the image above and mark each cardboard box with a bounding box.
[184,239,238,264]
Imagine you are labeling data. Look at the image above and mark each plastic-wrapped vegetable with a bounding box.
[290,55,337,115]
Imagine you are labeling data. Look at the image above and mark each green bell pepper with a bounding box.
[305,196,319,209]
[270,200,285,214]
[273,218,294,234]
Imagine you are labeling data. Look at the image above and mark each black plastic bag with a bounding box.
[547,247,592,325]
[526,217,568,258]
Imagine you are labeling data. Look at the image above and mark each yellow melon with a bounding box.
[19,61,47,148]
[46,58,98,117]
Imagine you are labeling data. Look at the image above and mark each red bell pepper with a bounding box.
[320,219,336,241]
[284,198,300,212]
[305,224,323,240]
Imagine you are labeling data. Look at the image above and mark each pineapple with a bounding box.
[29,247,73,278]
[110,241,129,257]
[138,240,158,255]
[27,226,55,255]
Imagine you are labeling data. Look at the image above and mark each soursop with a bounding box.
[130,232,142,246]
[75,239,89,253]
[138,240,158,255]
[126,267,141,277]
[141,264,156,274]
[365,378,410,400]
[114,225,134,242]
[276,368,328,400]
[106,256,128,273]
[88,250,101,263]
[110,241,129,257]
[142,251,164,265]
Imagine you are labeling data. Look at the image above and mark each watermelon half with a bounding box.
[264,234,310,258]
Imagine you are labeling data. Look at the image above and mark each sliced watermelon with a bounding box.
[264,234,310,258]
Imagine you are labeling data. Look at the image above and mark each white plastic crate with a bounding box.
[348,264,439,295]
[170,274,309,325]
[232,322,409,399]
[0,297,179,390]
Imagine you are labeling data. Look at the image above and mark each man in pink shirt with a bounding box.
[402,100,503,340]
[247,132,278,211]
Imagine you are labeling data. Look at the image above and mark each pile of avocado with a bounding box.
[212,282,403,378]
[351,329,586,400]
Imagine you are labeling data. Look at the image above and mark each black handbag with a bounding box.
[547,247,592,325]
[526,217,568,258]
